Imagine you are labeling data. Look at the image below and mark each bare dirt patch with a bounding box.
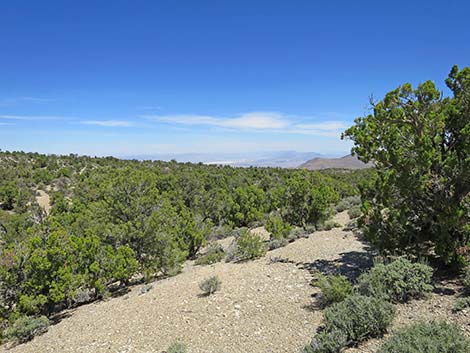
[35,190,51,215]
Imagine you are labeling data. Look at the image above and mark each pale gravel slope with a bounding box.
[9,210,468,353]
[7,211,368,353]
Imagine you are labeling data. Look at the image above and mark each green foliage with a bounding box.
[165,340,187,353]
[4,316,49,343]
[199,276,221,296]
[378,321,470,353]
[195,243,225,265]
[265,214,292,240]
[325,295,394,348]
[343,66,470,264]
[230,185,266,227]
[282,173,339,228]
[233,229,266,262]
[312,273,353,305]
[305,295,394,352]
[303,330,347,353]
[0,182,17,210]
[335,196,361,213]
[318,220,341,231]
[357,257,433,303]
[453,297,470,312]
[268,237,288,250]
[463,267,470,292]
[347,205,361,219]
[0,150,366,326]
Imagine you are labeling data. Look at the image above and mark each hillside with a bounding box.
[6,212,469,352]
[299,154,373,170]
[4,212,366,353]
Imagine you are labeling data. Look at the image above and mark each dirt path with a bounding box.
[7,212,369,353]
[35,190,51,215]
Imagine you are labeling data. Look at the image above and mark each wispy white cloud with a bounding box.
[0,97,56,106]
[145,111,350,137]
[0,122,15,126]
[80,120,135,127]
[0,115,70,121]
[295,121,349,131]
[147,112,290,130]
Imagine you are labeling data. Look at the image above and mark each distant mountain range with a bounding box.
[299,154,372,170]
[124,151,372,169]
[125,151,329,168]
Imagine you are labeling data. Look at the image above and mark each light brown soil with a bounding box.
[6,211,469,352]
[35,190,51,215]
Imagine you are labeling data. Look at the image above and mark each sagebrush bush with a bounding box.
[303,329,347,353]
[268,237,288,250]
[453,297,470,312]
[463,267,470,292]
[335,200,350,213]
[318,220,341,231]
[378,321,470,353]
[4,315,50,343]
[357,257,433,303]
[195,243,225,265]
[312,273,353,305]
[323,295,395,343]
[335,196,361,212]
[165,340,187,353]
[233,229,266,262]
[72,288,93,305]
[347,205,361,219]
[265,214,292,240]
[288,227,309,240]
[199,276,221,295]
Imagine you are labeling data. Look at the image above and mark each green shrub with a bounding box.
[4,316,50,343]
[463,267,470,292]
[335,196,361,213]
[199,276,221,296]
[378,321,470,353]
[195,243,225,265]
[303,329,347,353]
[322,295,395,344]
[335,200,350,213]
[318,220,341,231]
[233,229,266,262]
[357,257,433,303]
[453,297,470,312]
[268,237,289,250]
[265,215,292,240]
[347,205,361,219]
[166,340,187,353]
[312,273,353,305]
[288,227,309,240]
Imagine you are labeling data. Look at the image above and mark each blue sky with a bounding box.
[0,0,469,157]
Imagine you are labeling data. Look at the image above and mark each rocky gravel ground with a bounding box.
[5,211,469,352]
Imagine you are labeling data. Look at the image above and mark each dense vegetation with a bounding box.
[0,150,369,341]
[343,65,470,265]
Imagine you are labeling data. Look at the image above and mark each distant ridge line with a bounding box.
[298,154,372,170]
